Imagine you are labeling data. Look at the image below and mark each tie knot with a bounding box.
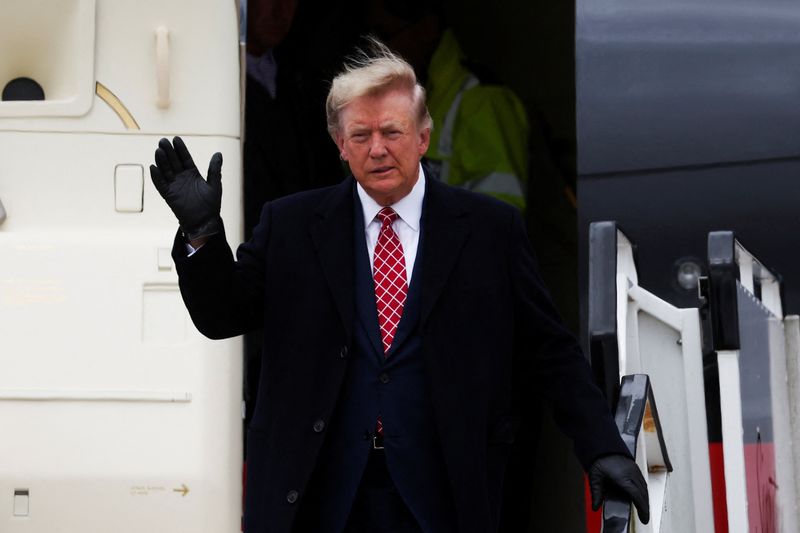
[377,207,399,227]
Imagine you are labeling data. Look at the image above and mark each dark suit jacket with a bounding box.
[288,189,458,533]
[173,175,628,533]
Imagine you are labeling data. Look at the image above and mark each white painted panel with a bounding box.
[0,0,96,117]
[620,284,715,533]
[635,310,713,533]
[115,164,144,212]
[0,0,241,137]
[785,316,800,518]
[0,1,243,530]
[13,490,29,517]
[0,136,243,533]
[769,317,799,533]
[718,349,749,533]
[0,134,242,233]
[142,284,186,344]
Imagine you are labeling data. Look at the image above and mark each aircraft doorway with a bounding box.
[241,0,584,531]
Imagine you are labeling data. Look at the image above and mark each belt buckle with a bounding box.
[372,434,385,450]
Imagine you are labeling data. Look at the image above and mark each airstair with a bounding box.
[590,222,800,532]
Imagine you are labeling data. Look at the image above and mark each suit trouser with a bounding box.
[343,449,424,533]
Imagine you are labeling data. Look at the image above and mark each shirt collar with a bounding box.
[356,163,425,231]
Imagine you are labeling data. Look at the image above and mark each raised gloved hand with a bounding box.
[589,453,650,524]
[150,136,223,241]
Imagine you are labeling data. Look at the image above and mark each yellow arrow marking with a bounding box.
[172,484,189,497]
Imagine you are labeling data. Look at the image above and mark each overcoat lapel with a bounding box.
[309,178,357,340]
[419,178,470,325]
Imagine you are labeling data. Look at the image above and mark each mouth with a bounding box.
[370,166,394,176]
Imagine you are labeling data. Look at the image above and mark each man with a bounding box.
[150,41,647,533]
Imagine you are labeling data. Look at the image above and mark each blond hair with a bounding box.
[326,37,432,139]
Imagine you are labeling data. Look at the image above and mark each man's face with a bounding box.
[246,0,298,56]
[336,88,430,206]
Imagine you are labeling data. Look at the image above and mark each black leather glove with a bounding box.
[150,136,223,241]
[589,454,650,524]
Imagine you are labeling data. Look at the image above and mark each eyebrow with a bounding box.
[380,120,406,130]
[346,120,408,135]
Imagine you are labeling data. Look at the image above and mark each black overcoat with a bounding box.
[172,175,628,533]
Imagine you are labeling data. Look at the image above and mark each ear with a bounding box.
[418,127,431,156]
[334,133,347,160]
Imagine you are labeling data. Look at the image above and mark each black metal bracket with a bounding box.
[706,231,740,351]
[588,221,638,409]
[602,374,672,532]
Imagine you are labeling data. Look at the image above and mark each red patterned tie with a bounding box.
[373,207,407,439]
[373,207,408,355]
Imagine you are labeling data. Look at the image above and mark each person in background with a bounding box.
[365,0,529,210]
[243,0,357,235]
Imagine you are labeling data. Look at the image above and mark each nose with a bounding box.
[368,133,387,158]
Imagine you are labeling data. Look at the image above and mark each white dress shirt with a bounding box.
[356,164,425,283]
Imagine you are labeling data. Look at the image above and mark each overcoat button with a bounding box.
[286,490,298,504]
[379,372,390,384]
[313,419,325,433]
[339,346,349,358]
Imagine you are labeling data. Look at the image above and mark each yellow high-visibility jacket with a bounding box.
[425,30,529,210]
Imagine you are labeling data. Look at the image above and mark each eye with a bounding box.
[386,130,402,139]
[351,133,368,142]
